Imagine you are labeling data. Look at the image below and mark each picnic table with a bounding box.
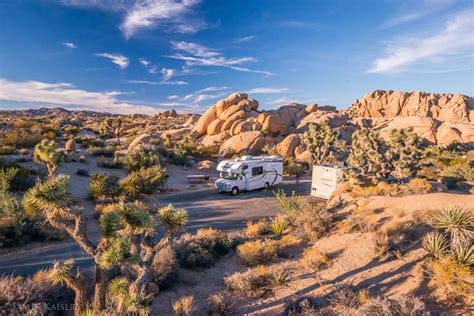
[186,175,210,184]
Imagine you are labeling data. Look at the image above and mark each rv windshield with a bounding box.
[221,172,238,180]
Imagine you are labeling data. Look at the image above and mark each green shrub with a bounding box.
[124,145,160,171]
[89,172,121,200]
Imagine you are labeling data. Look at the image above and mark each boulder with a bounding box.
[305,103,318,113]
[207,119,225,135]
[192,105,217,137]
[377,116,437,144]
[262,115,287,134]
[276,134,300,157]
[297,112,349,132]
[215,92,248,116]
[221,110,246,131]
[182,114,200,127]
[295,149,312,162]
[128,134,151,151]
[197,160,216,170]
[65,139,76,152]
[219,131,266,156]
[201,131,230,147]
[436,122,463,145]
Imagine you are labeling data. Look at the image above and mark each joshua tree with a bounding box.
[101,117,124,145]
[23,175,188,315]
[348,129,389,178]
[33,139,65,176]
[385,128,422,179]
[301,124,336,164]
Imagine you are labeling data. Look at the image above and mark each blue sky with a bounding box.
[0,0,473,114]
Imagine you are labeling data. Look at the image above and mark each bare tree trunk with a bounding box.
[93,266,107,312]
[65,278,87,316]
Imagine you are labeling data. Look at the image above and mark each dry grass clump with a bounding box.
[237,239,278,266]
[285,286,425,316]
[351,178,433,198]
[372,219,422,259]
[172,295,195,316]
[207,293,233,315]
[224,265,275,297]
[269,216,289,236]
[151,242,177,288]
[300,247,331,271]
[245,218,270,238]
[175,228,234,268]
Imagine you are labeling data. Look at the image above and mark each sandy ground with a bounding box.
[151,192,474,315]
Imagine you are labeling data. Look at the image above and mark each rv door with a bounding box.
[248,165,264,190]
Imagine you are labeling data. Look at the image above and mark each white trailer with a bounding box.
[215,155,283,195]
[311,164,347,199]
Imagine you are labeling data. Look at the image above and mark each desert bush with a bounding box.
[246,218,270,238]
[422,231,449,258]
[237,239,278,266]
[385,128,422,179]
[0,146,16,155]
[124,145,160,171]
[207,293,233,316]
[373,220,421,258]
[301,123,337,164]
[300,247,331,270]
[0,272,73,314]
[96,157,122,169]
[76,168,89,177]
[274,189,304,216]
[271,268,292,285]
[151,242,177,288]
[88,146,115,157]
[172,295,194,316]
[356,294,426,315]
[433,206,473,248]
[352,178,432,198]
[89,172,121,201]
[176,228,232,268]
[224,265,273,297]
[348,129,389,179]
[277,234,303,257]
[119,165,167,199]
[425,257,473,303]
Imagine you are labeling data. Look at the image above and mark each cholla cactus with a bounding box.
[33,139,65,176]
[348,129,389,178]
[301,124,336,164]
[385,128,422,179]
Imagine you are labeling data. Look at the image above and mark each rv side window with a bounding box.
[251,166,263,176]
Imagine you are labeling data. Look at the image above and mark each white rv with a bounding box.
[215,155,283,195]
[311,164,348,199]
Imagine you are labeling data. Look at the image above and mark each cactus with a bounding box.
[348,129,389,178]
[385,128,422,179]
[300,124,336,164]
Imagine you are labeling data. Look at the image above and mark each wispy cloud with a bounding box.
[235,35,255,43]
[166,41,273,76]
[0,78,159,114]
[127,79,188,85]
[367,9,474,74]
[381,0,457,29]
[247,87,289,94]
[280,20,322,28]
[59,0,205,39]
[96,52,130,69]
[62,41,77,48]
[120,0,204,39]
[139,57,158,74]
[159,65,217,81]
[159,86,228,110]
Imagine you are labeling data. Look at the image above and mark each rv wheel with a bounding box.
[231,187,239,196]
[264,182,270,190]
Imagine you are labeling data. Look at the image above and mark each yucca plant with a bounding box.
[434,207,473,248]
[272,269,291,284]
[119,172,142,200]
[33,139,65,176]
[422,231,449,258]
[158,204,189,237]
[172,295,195,316]
[452,245,474,267]
[269,216,289,236]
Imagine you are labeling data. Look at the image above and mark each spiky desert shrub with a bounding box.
[293,200,333,241]
[348,129,389,178]
[300,247,331,271]
[433,206,473,248]
[301,123,337,164]
[89,172,121,201]
[237,239,278,266]
[151,242,177,288]
[422,231,449,258]
[405,178,433,194]
[274,189,304,216]
[158,204,189,236]
[88,145,116,157]
[269,216,289,236]
[271,268,292,285]
[207,293,233,316]
[385,128,422,179]
[373,220,421,258]
[356,294,426,315]
[172,295,195,316]
[119,165,167,199]
[224,265,273,297]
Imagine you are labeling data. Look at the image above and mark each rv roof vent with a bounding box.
[242,155,253,161]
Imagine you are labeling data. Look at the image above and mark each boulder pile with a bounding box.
[190,92,353,158]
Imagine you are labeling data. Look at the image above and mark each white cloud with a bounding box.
[247,87,290,94]
[96,52,130,69]
[62,42,77,48]
[0,78,159,114]
[120,0,204,39]
[381,0,457,29]
[235,35,255,43]
[139,57,159,74]
[367,9,474,74]
[160,86,227,109]
[167,41,273,76]
[139,58,150,67]
[127,79,188,85]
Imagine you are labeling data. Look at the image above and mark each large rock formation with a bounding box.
[349,90,474,122]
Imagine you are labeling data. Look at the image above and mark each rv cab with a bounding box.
[215,155,283,195]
